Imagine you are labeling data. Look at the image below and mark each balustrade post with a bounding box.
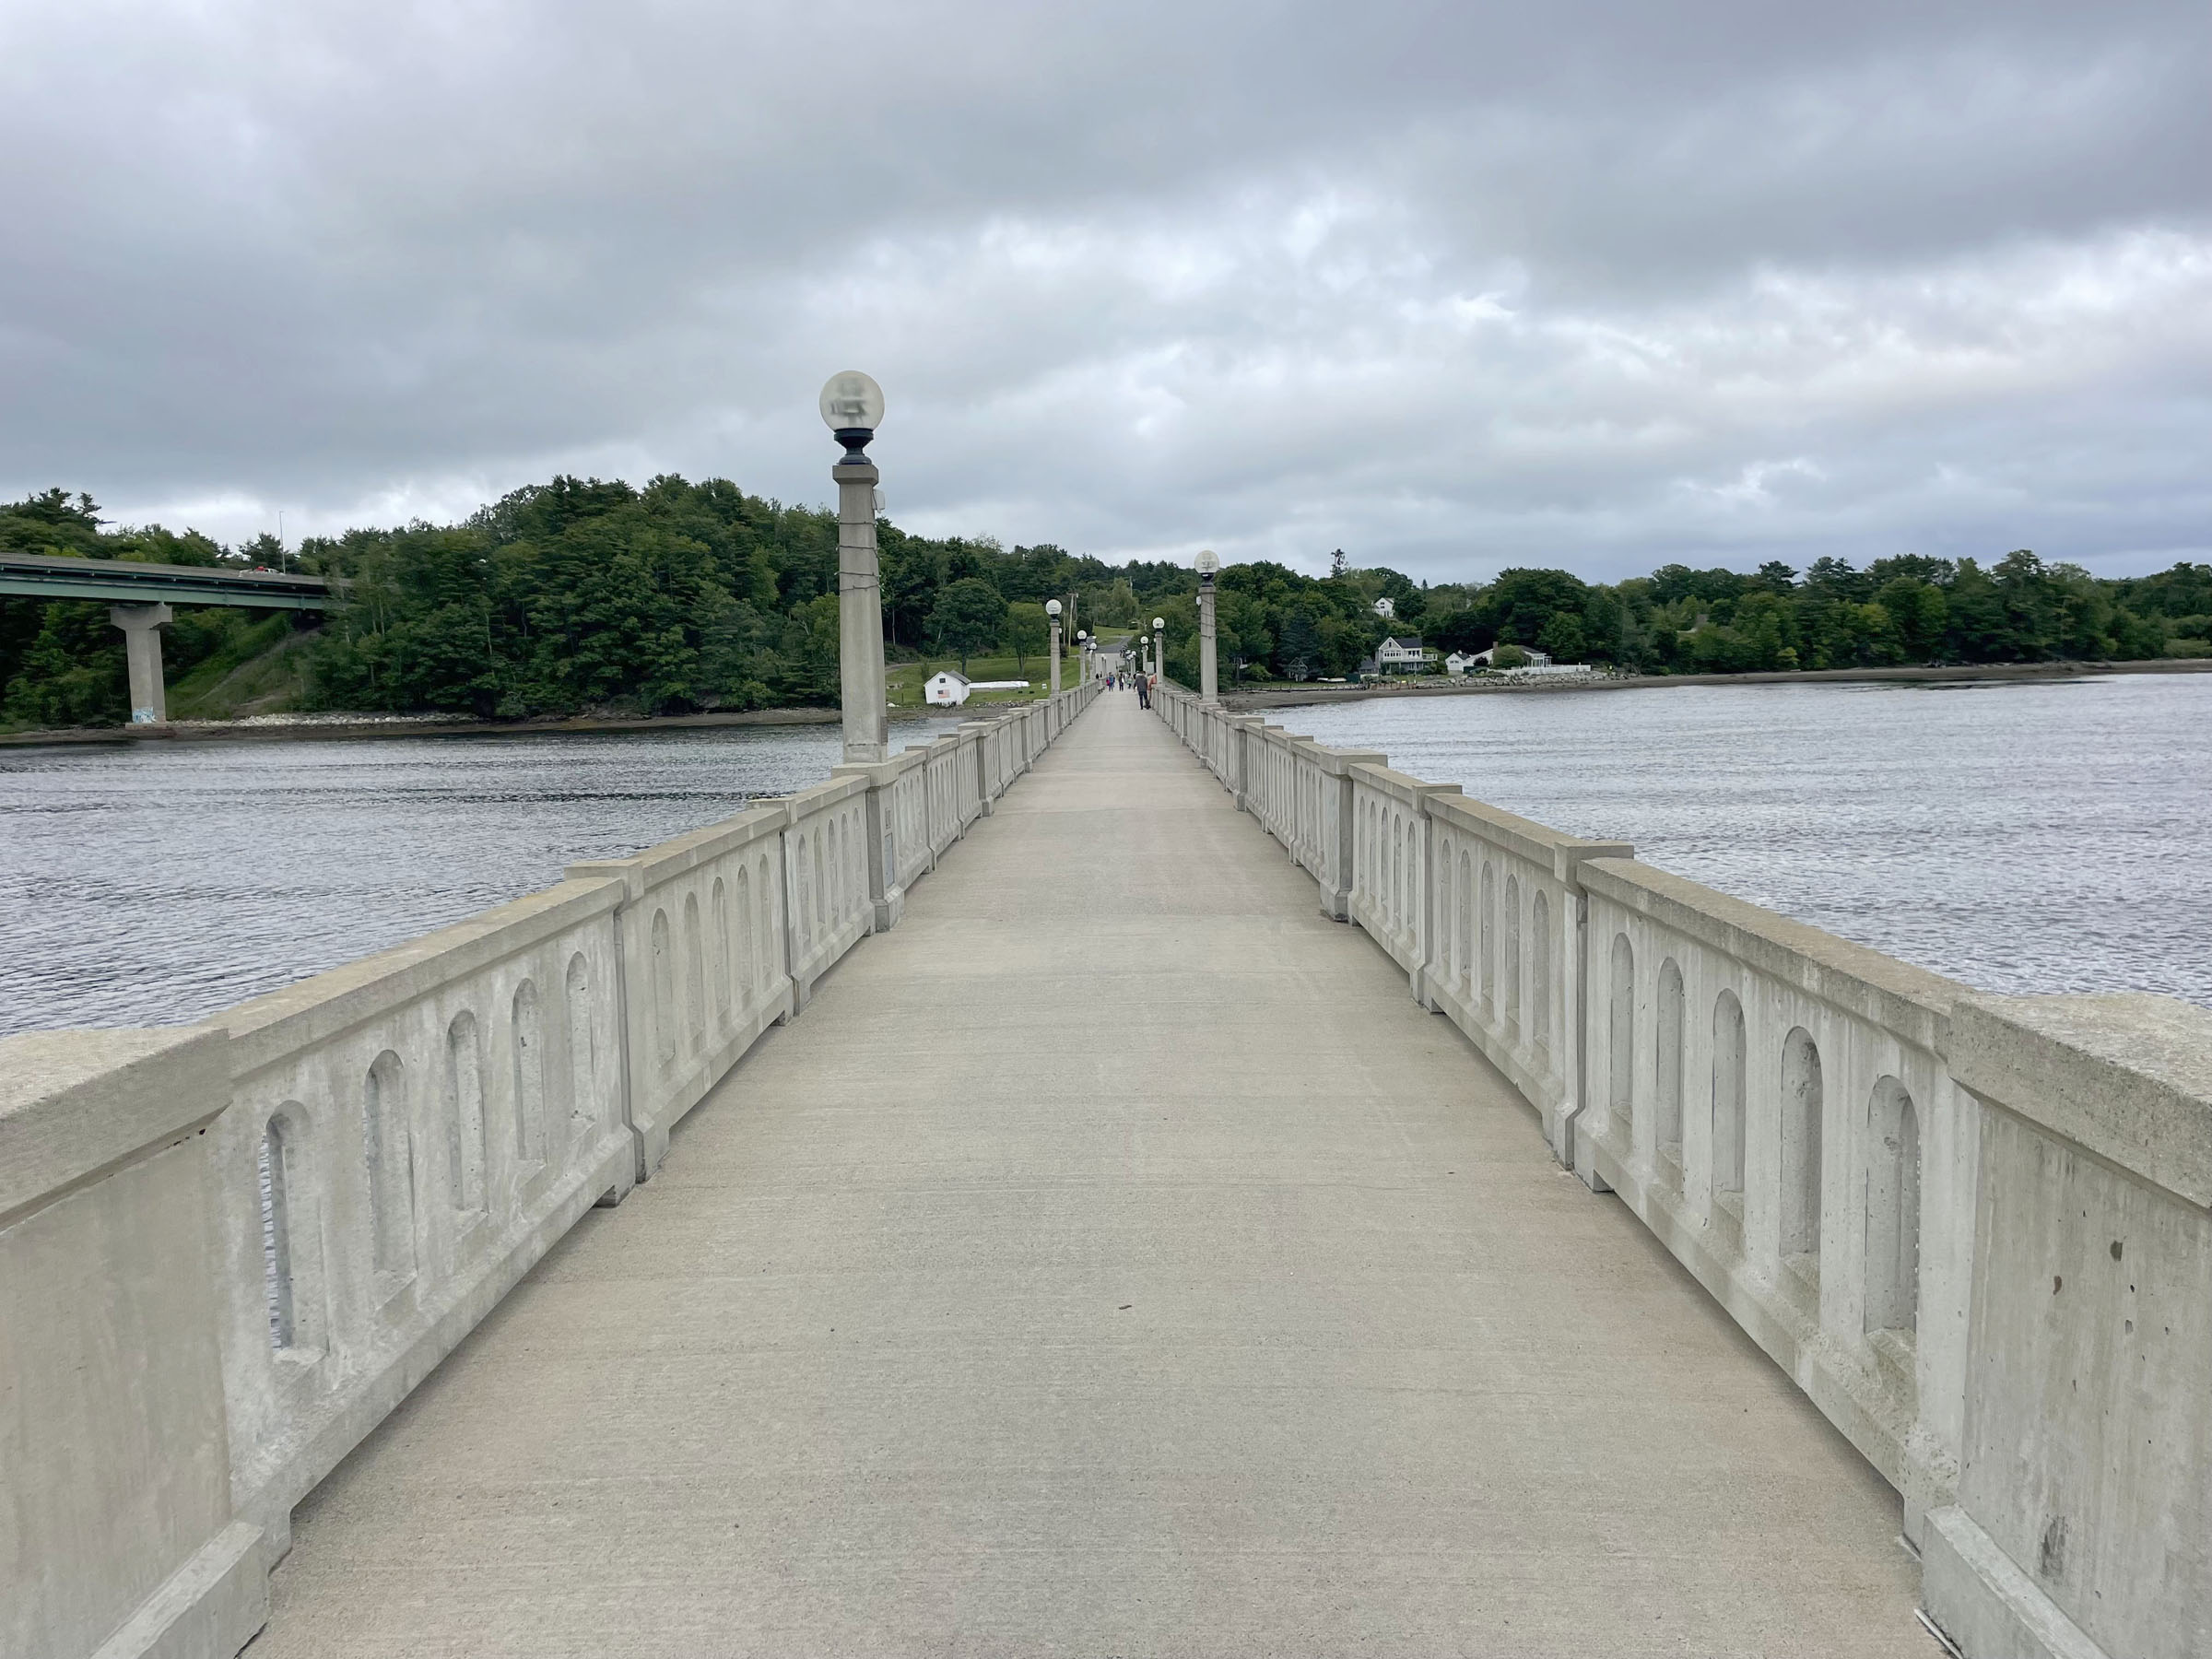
[959,721,994,817]
[0,1026,272,1659]
[1227,715,1264,812]
[1549,841,1634,1182]
[833,753,912,934]
[1406,781,1462,1011]
[1321,764,1364,912]
[776,800,815,1014]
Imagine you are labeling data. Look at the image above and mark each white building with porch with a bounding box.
[1373,635,1434,674]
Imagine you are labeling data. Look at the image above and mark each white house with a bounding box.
[924,671,1030,707]
[1371,595,1396,618]
[1373,635,1434,673]
[1444,651,1479,677]
[1463,645,1554,669]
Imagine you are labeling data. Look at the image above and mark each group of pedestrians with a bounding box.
[1100,664,1154,708]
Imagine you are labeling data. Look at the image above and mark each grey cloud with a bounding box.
[0,0,2206,581]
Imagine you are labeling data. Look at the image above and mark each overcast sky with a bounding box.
[2,1,2206,583]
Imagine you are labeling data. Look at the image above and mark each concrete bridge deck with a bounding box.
[252,692,1928,1656]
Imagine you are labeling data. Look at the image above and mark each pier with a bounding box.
[4,681,2205,1659]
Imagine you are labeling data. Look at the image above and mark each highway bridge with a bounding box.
[0,550,336,723]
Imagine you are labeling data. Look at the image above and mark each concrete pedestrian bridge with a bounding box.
[6,683,2206,1659]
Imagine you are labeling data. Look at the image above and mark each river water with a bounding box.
[0,718,965,1038]
[1271,673,2212,1009]
[4,677,2206,1038]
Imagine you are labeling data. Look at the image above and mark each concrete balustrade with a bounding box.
[212,877,638,1550]
[566,802,794,1176]
[780,773,876,1010]
[1238,723,1381,921]
[1346,763,1463,996]
[1150,681,2209,1659]
[1578,856,1971,1540]
[0,678,1101,1659]
[1424,794,1629,1167]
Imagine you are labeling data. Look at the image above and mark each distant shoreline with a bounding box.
[1221,656,2212,712]
[0,702,975,750]
[9,657,2206,747]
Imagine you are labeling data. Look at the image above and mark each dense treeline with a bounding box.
[1147,549,2209,687]
[4,477,2207,728]
[0,477,1145,724]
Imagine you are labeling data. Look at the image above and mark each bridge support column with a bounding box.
[109,602,172,724]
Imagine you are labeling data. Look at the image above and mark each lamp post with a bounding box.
[820,371,889,765]
[1194,548,1220,704]
[1152,616,1164,688]
[1076,629,1088,687]
[1046,598,1062,693]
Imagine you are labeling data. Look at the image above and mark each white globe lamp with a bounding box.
[819,371,886,463]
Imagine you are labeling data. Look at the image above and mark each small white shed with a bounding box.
[924,671,972,706]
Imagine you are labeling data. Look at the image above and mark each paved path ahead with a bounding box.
[258,693,1930,1657]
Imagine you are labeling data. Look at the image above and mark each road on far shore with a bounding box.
[1218,654,2212,712]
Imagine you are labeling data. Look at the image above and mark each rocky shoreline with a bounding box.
[0,703,954,748]
[1219,655,2212,712]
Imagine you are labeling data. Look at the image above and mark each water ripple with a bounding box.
[0,718,965,1036]
[1275,674,2212,1009]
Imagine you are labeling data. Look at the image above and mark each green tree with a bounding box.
[929,577,1005,671]
[1877,577,1948,659]
[1535,613,1587,663]
[1278,609,1323,679]
[1480,569,1590,649]
[1006,601,1048,674]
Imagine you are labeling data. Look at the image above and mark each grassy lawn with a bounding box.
[167,618,315,719]
[887,652,1065,709]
